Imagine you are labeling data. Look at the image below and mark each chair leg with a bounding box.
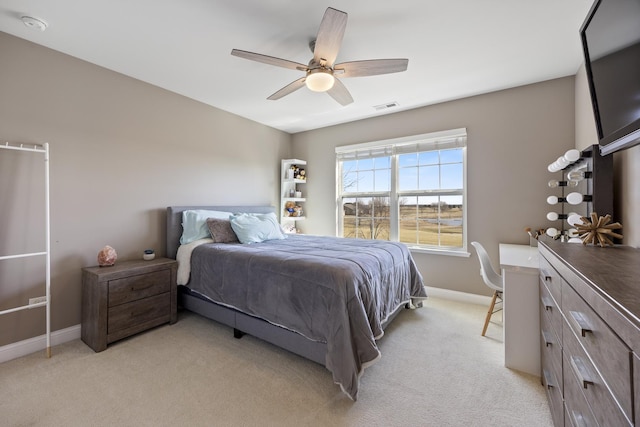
[482,290,499,336]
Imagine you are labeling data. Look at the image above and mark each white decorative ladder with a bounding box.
[0,142,51,357]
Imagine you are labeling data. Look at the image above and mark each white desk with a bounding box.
[499,243,540,377]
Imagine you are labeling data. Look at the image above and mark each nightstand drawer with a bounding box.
[108,269,170,306]
[562,282,632,421]
[108,292,170,335]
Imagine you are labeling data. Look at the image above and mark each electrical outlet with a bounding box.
[28,296,47,305]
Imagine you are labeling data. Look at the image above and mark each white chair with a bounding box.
[471,241,503,336]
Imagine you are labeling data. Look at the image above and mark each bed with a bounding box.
[166,205,427,400]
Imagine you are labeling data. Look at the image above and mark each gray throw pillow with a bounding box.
[206,218,239,243]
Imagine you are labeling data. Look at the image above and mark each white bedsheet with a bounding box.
[176,238,212,285]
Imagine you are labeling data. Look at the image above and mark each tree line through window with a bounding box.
[336,129,466,250]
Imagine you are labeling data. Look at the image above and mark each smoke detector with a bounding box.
[21,16,48,32]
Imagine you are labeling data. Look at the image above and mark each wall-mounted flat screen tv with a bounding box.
[580,0,640,155]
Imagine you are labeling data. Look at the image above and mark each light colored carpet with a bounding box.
[1,297,552,426]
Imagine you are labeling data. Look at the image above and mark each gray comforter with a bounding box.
[187,234,427,400]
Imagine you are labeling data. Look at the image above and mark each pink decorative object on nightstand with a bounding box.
[98,245,117,267]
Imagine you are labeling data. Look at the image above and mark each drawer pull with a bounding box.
[542,330,554,347]
[131,307,154,318]
[569,310,593,337]
[570,410,592,427]
[131,282,157,292]
[541,296,554,311]
[570,355,595,389]
[542,369,556,389]
[544,275,552,282]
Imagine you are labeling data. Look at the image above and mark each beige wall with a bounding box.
[616,147,640,246]
[6,27,622,350]
[574,65,640,247]
[0,33,291,347]
[292,77,576,295]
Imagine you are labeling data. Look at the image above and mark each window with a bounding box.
[336,128,467,253]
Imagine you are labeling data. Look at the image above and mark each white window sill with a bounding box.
[408,246,471,257]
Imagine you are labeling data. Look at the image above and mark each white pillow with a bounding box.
[229,212,287,244]
[180,210,232,244]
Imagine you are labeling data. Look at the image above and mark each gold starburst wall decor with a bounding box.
[575,212,623,247]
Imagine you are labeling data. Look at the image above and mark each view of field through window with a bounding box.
[340,147,464,248]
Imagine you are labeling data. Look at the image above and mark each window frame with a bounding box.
[336,128,468,256]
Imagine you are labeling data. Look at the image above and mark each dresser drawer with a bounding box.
[562,282,633,421]
[108,269,171,306]
[563,359,598,427]
[108,292,171,336]
[540,300,562,388]
[635,353,640,427]
[540,280,562,342]
[542,367,564,427]
[539,256,562,306]
[562,320,632,426]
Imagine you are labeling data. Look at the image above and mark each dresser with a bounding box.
[539,241,640,426]
[81,258,178,352]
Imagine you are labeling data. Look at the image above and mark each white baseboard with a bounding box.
[0,324,81,364]
[426,286,492,306]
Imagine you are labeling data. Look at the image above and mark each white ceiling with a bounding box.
[0,0,594,134]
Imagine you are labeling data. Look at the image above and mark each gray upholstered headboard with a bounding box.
[165,206,276,259]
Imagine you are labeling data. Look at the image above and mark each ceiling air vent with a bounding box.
[373,102,399,111]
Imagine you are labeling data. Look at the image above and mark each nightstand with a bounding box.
[81,257,177,352]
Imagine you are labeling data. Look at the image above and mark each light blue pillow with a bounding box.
[180,210,232,244]
[229,212,287,244]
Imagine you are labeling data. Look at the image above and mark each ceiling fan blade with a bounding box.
[313,8,348,67]
[231,49,307,71]
[267,77,307,100]
[334,59,409,78]
[327,78,353,106]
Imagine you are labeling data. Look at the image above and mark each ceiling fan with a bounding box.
[231,7,408,106]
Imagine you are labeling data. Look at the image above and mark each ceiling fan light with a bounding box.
[305,70,335,92]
